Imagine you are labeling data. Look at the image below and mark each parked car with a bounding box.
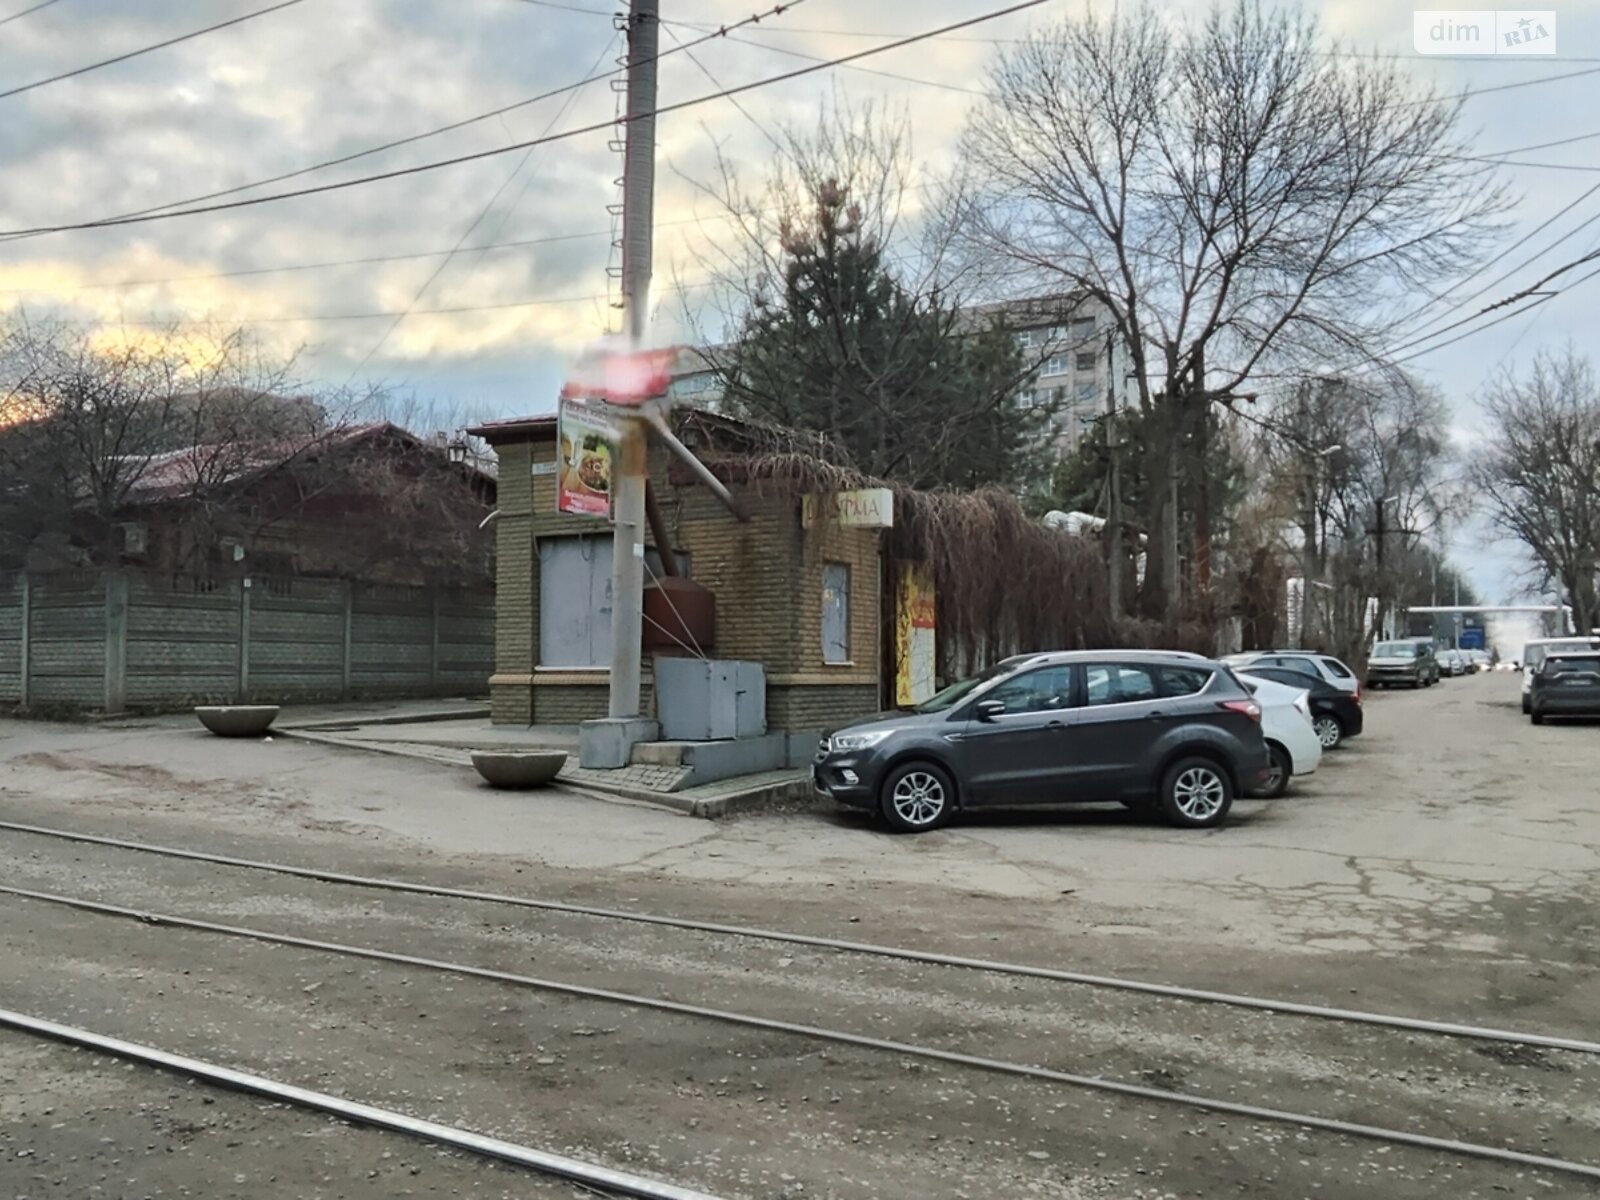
[1466,649,1492,672]
[1529,650,1600,725]
[1366,639,1438,688]
[1221,651,1362,699]
[1520,637,1600,713]
[1235,673,1322,797]
[1232,664,1363,750]
[813,651,1270,832]
[1438,648,1470,677]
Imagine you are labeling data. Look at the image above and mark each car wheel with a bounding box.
[1521,695,1531,714]
[879,762,955,833]
[1312,715,1343,750]
[1158,757,1234,829]
[1531,710,1545,726]
[1255,744,1292,799]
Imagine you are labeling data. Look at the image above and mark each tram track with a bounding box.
[2,817,1594,1057]
[1,872,1598,1186]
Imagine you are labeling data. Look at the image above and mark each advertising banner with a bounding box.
[895,561,937,707]
[556,397,620,517]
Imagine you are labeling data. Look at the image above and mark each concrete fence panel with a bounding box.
[0,569,493,714]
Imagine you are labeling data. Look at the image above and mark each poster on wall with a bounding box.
[895,561,937,707]
[556,397,620,517]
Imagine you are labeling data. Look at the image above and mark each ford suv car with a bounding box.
[1529,650,1600,725]
[814,651,1270,833]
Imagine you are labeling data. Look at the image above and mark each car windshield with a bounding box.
[914,665,1009,713]
[1373,641,1413,656]
[1528,641,1593,669]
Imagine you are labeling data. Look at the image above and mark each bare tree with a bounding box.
[953,0,1509,617]
[1257,372,1457,662]
[677,101,1065,491]
[1473,346,1600,631]
[0,317,318,567]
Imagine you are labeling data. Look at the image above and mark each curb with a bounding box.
[278,728,814,819]
[278,707,491,732]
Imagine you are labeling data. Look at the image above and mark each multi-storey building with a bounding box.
[665,294,1136,457]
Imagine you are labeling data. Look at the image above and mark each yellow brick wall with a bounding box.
[488,428,882,729]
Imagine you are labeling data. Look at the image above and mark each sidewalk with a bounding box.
[273,706,815,819]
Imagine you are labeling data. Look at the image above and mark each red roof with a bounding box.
[120,422,413,504]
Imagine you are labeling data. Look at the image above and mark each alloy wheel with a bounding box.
[1172,766,1226,821]
[1314,716,1341,749]
[890,771,946,827]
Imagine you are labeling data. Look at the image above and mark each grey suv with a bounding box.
[814,651,1270,833]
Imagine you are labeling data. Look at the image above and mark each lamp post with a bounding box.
[1300,442,1342,648]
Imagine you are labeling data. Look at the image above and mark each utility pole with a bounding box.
[605,0,658,723]
[1105,326,1123,619]
[1192,348,1211,598]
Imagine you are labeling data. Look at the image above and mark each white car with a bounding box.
[1237,673,1322,799]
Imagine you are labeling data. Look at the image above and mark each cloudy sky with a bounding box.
[1,0,1597,608]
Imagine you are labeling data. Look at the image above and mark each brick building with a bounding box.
[470,409,884,736]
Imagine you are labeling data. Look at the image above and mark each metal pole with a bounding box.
[1105,328,1123,619]
[606,0,659,720]
[1301,458,1316,649]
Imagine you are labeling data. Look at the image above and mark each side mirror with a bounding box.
[975,700,1006,722]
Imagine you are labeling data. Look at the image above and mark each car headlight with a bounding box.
[830,729,894,752]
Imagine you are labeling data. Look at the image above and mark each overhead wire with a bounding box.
[0,0,307,101]
[0,0,63,28]
[660,22,783,151]
[661,18,989,95]
[341,30,622,380]
[0,0,806,243]
[0,0,1054,239]
[1395,182,1600,341]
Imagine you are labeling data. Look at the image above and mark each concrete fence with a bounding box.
[0,570,493,715]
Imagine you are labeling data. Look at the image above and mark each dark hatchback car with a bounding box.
[814,651,1270,833]
[1529,651,1600,725]
[1232,664,1363,750]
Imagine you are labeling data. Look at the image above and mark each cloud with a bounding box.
[0,0,1591,545]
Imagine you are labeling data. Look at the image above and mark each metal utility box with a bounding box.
[654,658,766,741]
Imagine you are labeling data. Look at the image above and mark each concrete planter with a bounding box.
[195,705,280,737]
[471,750,568,789]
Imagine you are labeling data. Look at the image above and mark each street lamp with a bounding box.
[1300,443,1343,647]
[447,434,468,466]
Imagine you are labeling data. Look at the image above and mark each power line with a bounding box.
[48,278,719,327]
[0,0,307,101]
[0,230,615,293]
[0,1,804,244]
[343,32,620,380]
[1363,245,1600,369]
[660,22,783,150]
[0,0,63,28]
[0,0,1051,239]
[666,21,1600,63]
[663,19,988,95]
[1479,130,1600,157]
[1398,184,1600,341]
[509,0,618,13]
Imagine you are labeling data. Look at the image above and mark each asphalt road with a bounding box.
[0,671,1596,1199]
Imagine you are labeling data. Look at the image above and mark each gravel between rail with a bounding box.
[1,672,1596,1198]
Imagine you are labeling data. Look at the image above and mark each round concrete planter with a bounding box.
[195,705,280,737]
[471,750,568,789]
